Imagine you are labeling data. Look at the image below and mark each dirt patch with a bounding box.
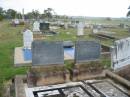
[76,61,104,74]
[27,66,67,86]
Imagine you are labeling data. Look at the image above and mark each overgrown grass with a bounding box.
[0,20,28,96]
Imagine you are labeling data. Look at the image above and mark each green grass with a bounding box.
[0,20,28,95]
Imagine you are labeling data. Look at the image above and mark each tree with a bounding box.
[16,12,22,19]
[127,11,130,17]
[25,10,40,19]
[0,7,5,21]
[127,6,130,17]
[25,12,33,19]
[6,9,17,19]
[43,8,55,21]
[32,10,40,19]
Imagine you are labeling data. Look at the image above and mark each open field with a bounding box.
[0,18,130,96]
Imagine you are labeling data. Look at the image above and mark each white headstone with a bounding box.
[64,23,68,29]
[111,37,130,70]
[33,21,40,32]
[14,19,20,25]
[92,29,98,34]
[77,22,84,36]
[23,29,33,49]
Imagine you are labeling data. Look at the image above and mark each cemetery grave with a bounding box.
[14,29,33,66]
[39,22,57,35]
[14,40,75,66]
[22,72,130,97]
[14,39,110,66]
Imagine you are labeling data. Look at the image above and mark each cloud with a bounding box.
[0,0,130,17]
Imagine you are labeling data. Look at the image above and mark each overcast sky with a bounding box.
[0,0,130,17]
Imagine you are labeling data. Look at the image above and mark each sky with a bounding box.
[0,0,130,17]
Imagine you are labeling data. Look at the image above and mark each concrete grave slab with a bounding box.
[14,46,73,66]
[14,47,31,66]
[92,81,128,97]
[25,79,130,97]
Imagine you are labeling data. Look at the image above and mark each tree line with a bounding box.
[0,7,68,21]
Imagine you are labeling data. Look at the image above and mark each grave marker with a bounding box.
[14,19,20,25]
[23,29,33,49]
[111,37,130,70]
[33,21,40,32]
[32,41,64,66]
[64,23,68,29]
[40,23,50,31]
[77,22,84,36]
[75,41,101,64]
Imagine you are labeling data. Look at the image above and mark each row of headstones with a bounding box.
[32,40,101,66]
[23,22,85,49]
[33,21,85,35]
[33,21,50,32]
[30,36,130,70]
[23,30,130,70]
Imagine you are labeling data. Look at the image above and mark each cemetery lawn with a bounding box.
[0,20,28,93]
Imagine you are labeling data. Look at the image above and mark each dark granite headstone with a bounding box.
[40,23,50,31]
[32,41,64,66]
[75,41,101,63]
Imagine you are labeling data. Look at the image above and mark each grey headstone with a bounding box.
[32,41,64,66]
[75,41,101,63]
